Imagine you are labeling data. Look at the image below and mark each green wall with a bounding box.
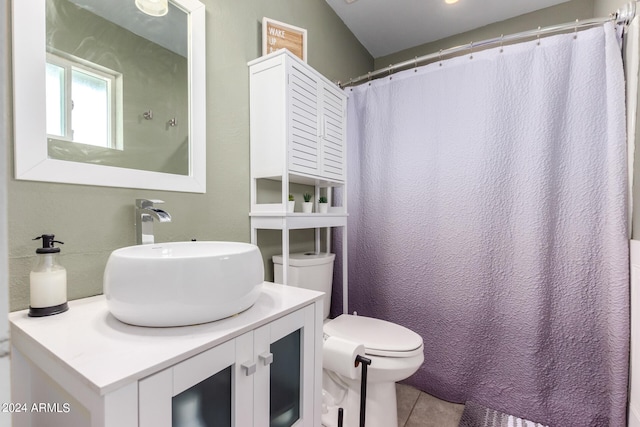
[594,0,629,17]
[7,0,372,311]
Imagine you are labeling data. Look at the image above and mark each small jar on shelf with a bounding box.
[302,193,313,213]
[288,194,295,213]
[318,196,328,213]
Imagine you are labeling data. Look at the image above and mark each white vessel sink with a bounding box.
[103,241,264,327]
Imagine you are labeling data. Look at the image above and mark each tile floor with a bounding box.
[396,383,465,427]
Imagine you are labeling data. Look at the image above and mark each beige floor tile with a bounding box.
[404,391,464,427]
[396,383,421,427]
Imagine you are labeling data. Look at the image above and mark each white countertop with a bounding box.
[9,282,323,396]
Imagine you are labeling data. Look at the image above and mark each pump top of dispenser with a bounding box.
[33,234,64,254]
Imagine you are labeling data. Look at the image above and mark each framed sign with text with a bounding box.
[262,17,307,62]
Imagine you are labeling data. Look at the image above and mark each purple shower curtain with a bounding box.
[333,23,629,426]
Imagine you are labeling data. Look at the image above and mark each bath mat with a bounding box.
[458,401,549,427]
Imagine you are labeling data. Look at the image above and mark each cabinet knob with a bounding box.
[259,352,274,366]
[241,361,256,376]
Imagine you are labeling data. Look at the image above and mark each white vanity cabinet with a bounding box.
[9,283,323,427]
[139,305,316,427]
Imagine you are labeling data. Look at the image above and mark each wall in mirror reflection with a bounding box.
[46,0,189,175]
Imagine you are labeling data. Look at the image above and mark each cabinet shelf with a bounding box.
[255,173,345,187]
[251,203,346,215]
[250,212,348,230]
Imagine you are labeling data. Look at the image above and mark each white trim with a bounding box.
[631,240,640,427]
[0,0,10,423]
[12,0,206,193]
[625,17,639,237]
[46,52,122,150]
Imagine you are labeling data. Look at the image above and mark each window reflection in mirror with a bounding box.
[46,52,122,150]
[46,0,189,175]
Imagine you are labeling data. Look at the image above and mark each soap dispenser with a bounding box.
[29,234,68,317]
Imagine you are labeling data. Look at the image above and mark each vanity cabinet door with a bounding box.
[139,334,254,427]
[137,305,318,427]
[254,305,317,427]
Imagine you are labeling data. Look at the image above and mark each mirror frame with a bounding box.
[12,0,206,193]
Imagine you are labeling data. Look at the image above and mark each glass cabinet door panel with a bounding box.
[269,329,301,427]
[172,366,232,427]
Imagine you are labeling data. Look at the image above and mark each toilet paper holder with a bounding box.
[337,354,372,427]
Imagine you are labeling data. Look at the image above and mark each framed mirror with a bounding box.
[12,0,206,192]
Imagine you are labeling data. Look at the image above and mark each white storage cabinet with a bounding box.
[249,49,346,195]
[248,50,349,313]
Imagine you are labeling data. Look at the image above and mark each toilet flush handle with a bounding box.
[259,352,273,366]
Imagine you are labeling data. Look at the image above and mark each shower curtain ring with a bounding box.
[574,19,579,39]
[537,26,541,45]
[500,34,504,53]
[439,49,443,66]
[368,72,372,86]
[388,64,393,80]
[469,42,474,60]
[414,56,418,72]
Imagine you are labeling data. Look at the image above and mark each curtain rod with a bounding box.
[339,1,638,88]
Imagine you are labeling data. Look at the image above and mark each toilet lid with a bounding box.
[323,315,423,358]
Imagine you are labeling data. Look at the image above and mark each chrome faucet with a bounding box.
[136,199,172,245]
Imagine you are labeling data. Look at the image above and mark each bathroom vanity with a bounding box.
[9,283,323,427]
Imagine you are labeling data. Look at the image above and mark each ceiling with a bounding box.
[324,0,571,58]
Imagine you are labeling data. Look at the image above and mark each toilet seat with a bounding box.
[323,314,423,358]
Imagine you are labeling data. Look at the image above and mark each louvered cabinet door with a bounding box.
[320,84,346,182]
[287,62,320,177]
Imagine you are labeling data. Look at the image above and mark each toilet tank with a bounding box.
[273,252,335,319]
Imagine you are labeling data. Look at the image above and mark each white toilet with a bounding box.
[273,252,424,427]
